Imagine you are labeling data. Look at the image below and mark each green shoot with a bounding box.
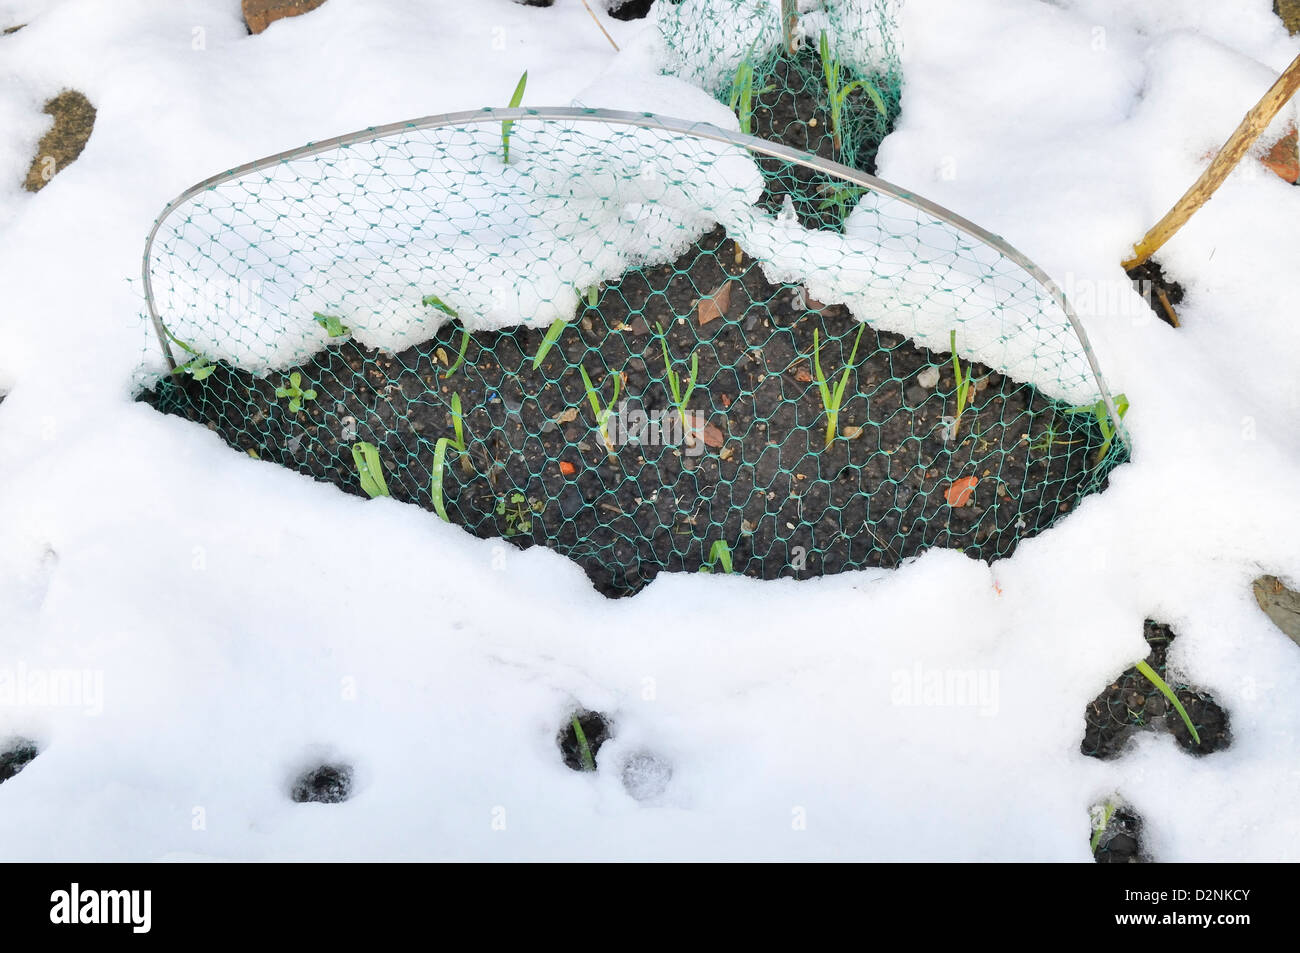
[313,312,350,338]
[275,371,317,414]
[496,492,543,536]
[698,540,734,574]
[657,323,699,434]
[579,365,622,457]
[502,70,528,164]
[585,284,598,308]
[1090,801,1117,853]
[1066,393,1129,463]
[443,327,471,378]
[817,183,867,225]
[949,330,971,441]
[812,324,866,449]
[1135,659,1201,746]
[162,327,216,380]
[729,56,756,135]
[431,393,470,523]
[351,442,389,498]
[819,31,887,155]
[532,320,568,370]
[1026,421,1080,456]
[422,294,458,318]
[571,716,596,772]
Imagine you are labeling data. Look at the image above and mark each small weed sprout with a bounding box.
[698,540,734,574]
[275,372,317,414]
[501,70,528,164]
[1066,393,1129,464]
[817,183,867,223]
[431,392,470,523]
[579,365,621,457]
[819,31,887,155]
[1025,419,1080,456]
[313,312,350,338]
[351,442,389,498]
[163,328,215,380]
[496,492,543,536]
[443,327,471,378]
[532,320,568,370]
[1134,659,1201,746]
[571,716,596,772]
[812,324,866,448]
[657,323,699,435]
[948,330,971,442]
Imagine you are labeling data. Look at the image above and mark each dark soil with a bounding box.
[1081,620,1231,760]
[290,763,353,803]
[2,24,23,35]
[0,739,38,784]
[1093,806,1145,863]
[607,0,656,19]
[1124,259,1184,329]
[23,90,96,192]
[559,711,611,772]
[142,224,1120,598]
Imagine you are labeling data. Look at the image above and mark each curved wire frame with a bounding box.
[140,106,1129,447]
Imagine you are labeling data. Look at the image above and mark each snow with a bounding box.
[1,0,1299,861]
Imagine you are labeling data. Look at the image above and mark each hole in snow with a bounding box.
[1081,620,1231,760]
[1091,803,1146,864]
[621,751,672,801]
[290,762,354,803]
[606,0,657,20]
[0,738,39,784]
[558,710,611,772]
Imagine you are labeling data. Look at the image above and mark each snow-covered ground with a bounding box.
[1,0,1298,861]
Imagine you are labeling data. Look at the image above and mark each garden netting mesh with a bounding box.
[137,2,1127,597]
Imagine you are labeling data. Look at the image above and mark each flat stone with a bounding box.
[24,90,95,192]
[1253,574,1300,648]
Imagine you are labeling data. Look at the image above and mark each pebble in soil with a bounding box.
[1081,620,1231,760]
[290,762,354,803]
[0,739,38,784]
[1092,805,1146,864]
[558,711,611,772]
[142,225,1123,599]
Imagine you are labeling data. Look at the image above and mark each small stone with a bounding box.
[917,366,940,389]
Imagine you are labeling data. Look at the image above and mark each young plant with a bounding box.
[729,53,757,135]
[501,70,528,164]
[656,323,699,435]
[351,442,389,498]
[817,183,867,225]
[571,715,596,772]
[1025,420,1080,456]
[532,320,568,370]
[1135,659,1201,746]
[313,312,350,338]
[1066,393,1130,464]
[579,365,622,457]
[275,371,317,414]
[811,324,866,449]
[431,392,470,523]
[698,540,735,574]
[163,327,216,380]
[496,492,543,536]
[949,329,971,442]
[443,327,471,378]
[819,30,888,155]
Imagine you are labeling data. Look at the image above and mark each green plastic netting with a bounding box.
[660,0,903,179]
[137,102,1127,596]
